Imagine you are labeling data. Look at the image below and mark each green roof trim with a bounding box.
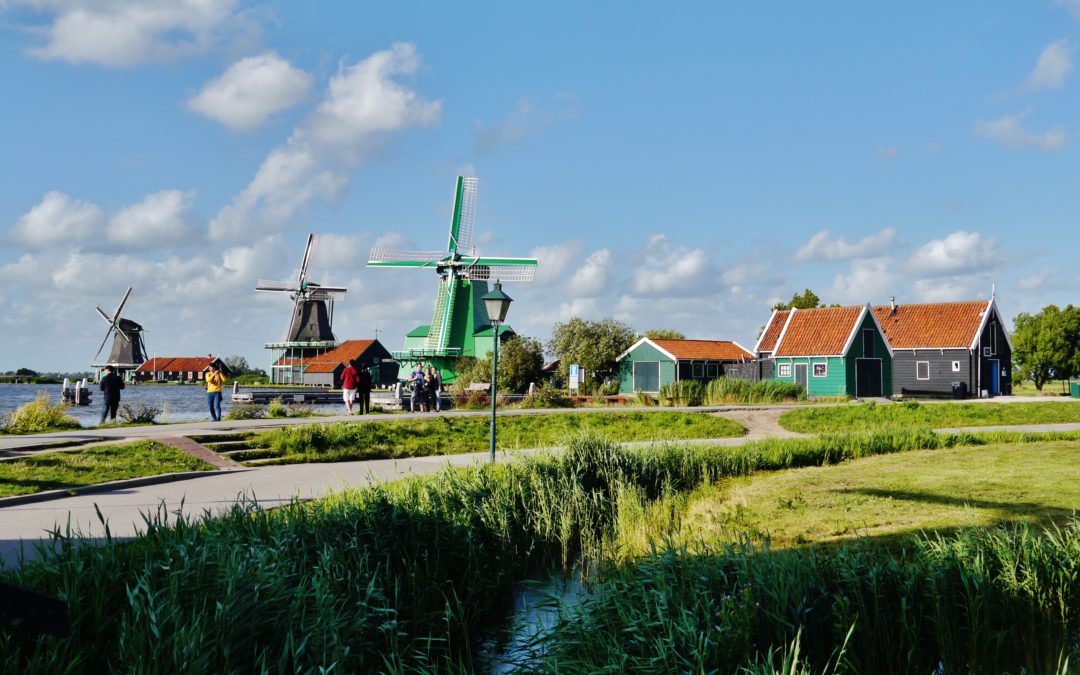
[406,325,431,338]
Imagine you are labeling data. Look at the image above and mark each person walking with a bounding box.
[341,359,360,415]
[205,362,227,422]
[357,364,372,415]
[98,365,124,424]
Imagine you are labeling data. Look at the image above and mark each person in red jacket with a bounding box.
[341,360,360,415]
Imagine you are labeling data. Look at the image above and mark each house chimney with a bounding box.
[890,296,896,315]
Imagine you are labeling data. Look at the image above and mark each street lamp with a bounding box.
[482,280,513,463]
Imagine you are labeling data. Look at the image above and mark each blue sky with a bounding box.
[1,2,1078,371]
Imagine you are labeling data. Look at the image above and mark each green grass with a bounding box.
[1013,379,1077,397]
[247,410,746,464]
[780,399,1080,433]
[0,441,215,497]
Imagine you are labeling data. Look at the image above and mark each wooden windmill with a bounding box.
[91,286,148,377]
[368,177,537,383]
[257,234,348,383]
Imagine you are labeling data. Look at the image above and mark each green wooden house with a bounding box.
[760,303,893,397]
[616,338,755,394]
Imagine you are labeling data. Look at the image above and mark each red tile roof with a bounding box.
[872,301,989,349]
[773,306,864,357]
[135,356,220,373]
[756,310,790,353]
[651,339,755,361]
[300,340,377,373]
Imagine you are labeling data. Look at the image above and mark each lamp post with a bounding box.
[482,280,513,463]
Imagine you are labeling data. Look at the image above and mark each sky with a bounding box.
[1,2,1079,372]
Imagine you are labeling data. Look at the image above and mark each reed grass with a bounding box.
[706,378,807,405]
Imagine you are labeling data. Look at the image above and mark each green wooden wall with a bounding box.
[617,342,677,394]
[843,312,892,396]
[772,356,847,396]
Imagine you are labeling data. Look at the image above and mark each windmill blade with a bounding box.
[95,306,113,325]
[256,279,298,292]
[461,264,537,282]
[368,248,448,267]
[448,177,478,255]
[111,286,133,323]
[309,287,347,301]
[94,325,115,360]
[282,295,303,342]
[298,234,320,285]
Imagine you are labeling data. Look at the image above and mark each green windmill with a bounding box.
[368,177,538,384]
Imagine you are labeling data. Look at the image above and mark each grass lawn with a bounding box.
[0,441,215,498]
[1012,379,1076,397]
[659,440,1080,551]
[779,400,1080,433]
[241,410,745,464]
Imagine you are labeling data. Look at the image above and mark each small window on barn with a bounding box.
[813,363,827,377]
[707,363,719,378]
[692,362,704,378]
[916,361,930,380]
[778,363,792,378]
[952,361,961,372]
[990,322,997,355]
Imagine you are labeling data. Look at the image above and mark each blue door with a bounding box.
[989,359,1000,396]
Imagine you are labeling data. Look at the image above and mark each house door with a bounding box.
[989,359,1000,396]
[856,359,883,398]
[794,363,808,391]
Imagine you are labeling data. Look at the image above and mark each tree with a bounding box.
[15,368,38,377]
[450,336,544,394]
[1012,305,1080,390]
[547,317,637,383]
[644,329,685,340]
[222,355,266,378]
[772,289,823,311]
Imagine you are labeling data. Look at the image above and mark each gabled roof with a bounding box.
[135,356,224,373]
[871,299,1011,351]
[301,339,382,373]
[618,337,755,362]
[773,305,865,357]
[754,310,790,353]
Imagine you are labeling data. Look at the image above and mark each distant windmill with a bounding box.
[368,176,538,383]
[92,286,148,374]
[256,234,347,384]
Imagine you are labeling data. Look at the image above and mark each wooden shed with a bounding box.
[293,339,397,388]
[872,298,1012,398]
[134,356,231,383]
[616,338,755,395]
[764,304,893,398]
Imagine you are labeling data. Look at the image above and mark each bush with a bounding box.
[118,403,163,424]
[705,378,807,405]
[659,380,705,406]
[1,394,80,434]
[225,403,265,420]
[267,398,313,418]
[520,381,573,409]
[452,389,489,410]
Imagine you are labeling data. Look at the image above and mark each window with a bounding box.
[633,362,660,392]
[692,362,704,378]
[952,361,961,372]
[862,329,875,358]
[778,363,792,378]
[813,363,827,377]
[990,322,997,355]
[707,363,719,378]
[916,361,930,380]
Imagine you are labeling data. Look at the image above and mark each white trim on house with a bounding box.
[752,310,779,353]
[617,337,678,363]
[771,308,798,356]
[812,362,828,377]
[840,303,895,358]
[631,360,662,394]
[969,297,1014,352]
[731,340,754,359]
[777,362,792,377]
[916,361,930,380]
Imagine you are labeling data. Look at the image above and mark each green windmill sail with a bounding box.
[368,177,538,383]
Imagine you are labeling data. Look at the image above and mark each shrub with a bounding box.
[659,380,705,406]
[1,394,80,434]
[225,403,265,420]
[267,398,314,418]
[118,402,162,424]
[452,389,489,410]
[520,381,572,409]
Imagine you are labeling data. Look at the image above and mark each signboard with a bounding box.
[568,363,580,391]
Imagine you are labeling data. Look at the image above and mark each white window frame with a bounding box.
[632,361,661,394]
[813,362,827,378]
[916,361,930,381]
[952,360,961,373]
[778,363,792,378]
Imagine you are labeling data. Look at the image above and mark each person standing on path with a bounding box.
[425,366,441,412]
[98,365,124,424]
[357,364,372,415]
[205,363,226,422]
[408,363,426,412]
[341,360,360,415]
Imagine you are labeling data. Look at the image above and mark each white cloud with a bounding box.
[908,230,1004,276]
[309,233,369,273]
[794,228,896,262]
[475,91,579,154]
[568,249,616,297]
[630,235,713,296]
[14,0,259,67]
[829,257,896,304]
[974,112,1066,151]
[913,276,991,303]
[209,43,441,241]
[530,240,583,285]
[7,191,103,248]
[108,190,198,248]
[1055,0,1080,22]
[1026,40,1073,91]
[187,52,313,131]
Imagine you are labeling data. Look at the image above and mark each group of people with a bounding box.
[97,362,228,424]
[407,364,442,412]
[340,360,373,415]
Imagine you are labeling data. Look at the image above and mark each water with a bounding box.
[0,383,352,427]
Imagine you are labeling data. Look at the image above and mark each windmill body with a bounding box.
[90,286,148,380]
[368,177,538,384]
[257,234,348,384]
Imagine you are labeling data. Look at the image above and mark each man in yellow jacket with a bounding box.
[206,362,227,421]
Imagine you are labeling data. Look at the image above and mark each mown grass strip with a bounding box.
[248,410,746,465]
[779,400,1080,434]
[0,441,215,498]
